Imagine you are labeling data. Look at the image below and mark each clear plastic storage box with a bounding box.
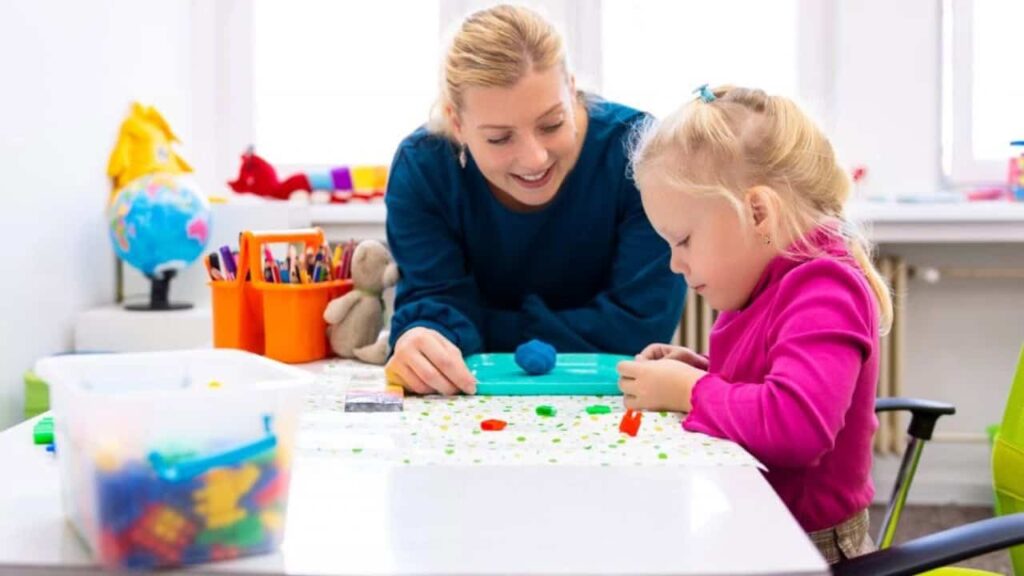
[35,349,310,569]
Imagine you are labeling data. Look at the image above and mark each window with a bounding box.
[252,0,441,167]
[601,0,800,119]
[243,0,812,170]
[943,0,1024,184]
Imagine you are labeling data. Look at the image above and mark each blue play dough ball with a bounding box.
[515,339,557,375]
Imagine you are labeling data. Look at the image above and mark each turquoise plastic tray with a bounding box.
[467,353,628,396]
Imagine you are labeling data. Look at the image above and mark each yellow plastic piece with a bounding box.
[192,464,260,529]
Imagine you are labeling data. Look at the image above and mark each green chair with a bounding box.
[836,344,1024,576]
[992,344,1024,575]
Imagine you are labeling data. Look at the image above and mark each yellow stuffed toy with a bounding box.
[106,102,192,203]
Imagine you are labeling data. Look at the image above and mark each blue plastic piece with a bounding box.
[469,353,628,396]
[514,339,557,375]
[307,171,334,190]
[148,434,277,482]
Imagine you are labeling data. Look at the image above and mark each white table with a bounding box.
[0,361,828,576]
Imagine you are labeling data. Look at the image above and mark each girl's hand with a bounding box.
[616,358,707,412]
[385,327,477,396]
[635,343,709,370]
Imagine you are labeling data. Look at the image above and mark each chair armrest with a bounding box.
[833,513,1024,576]
[875,397,956,441]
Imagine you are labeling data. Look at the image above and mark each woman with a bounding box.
[385,4,685,395]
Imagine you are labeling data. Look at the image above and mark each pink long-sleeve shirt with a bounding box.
[682,232,880,532]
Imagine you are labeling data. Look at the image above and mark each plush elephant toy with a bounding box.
[323,240,399,364]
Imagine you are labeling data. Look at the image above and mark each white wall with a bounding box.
[829,0,1022,505]
[0,0,195,428]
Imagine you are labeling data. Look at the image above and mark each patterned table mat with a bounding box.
[297,361,761,468]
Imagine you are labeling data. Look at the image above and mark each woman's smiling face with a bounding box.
[452,66,584,210]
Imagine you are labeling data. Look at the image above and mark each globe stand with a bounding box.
[125,270,193,311]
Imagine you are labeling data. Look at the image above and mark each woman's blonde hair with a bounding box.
[428,4,570,138]
[630,85,893,333]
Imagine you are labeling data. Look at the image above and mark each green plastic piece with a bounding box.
[33,416,54,445]
[535,405,556,417]
[23,371,50,419]
[196,514,265,548]
[467,353,627,396]
[586,405,611,415]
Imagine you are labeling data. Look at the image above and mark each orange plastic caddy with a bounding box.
[210,228,352,363]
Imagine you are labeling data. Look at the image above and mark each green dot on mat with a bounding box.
[617,438,626,444]
[659,411,668,417]
[445,448,455,455]
[586,405,611,415]
[658,452,668,460]
[552,438,561,443]
[535,405,557,417]
[516,436,526,442]
[352,448,363,454]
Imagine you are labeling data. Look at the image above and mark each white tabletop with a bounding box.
[0,360,828,576]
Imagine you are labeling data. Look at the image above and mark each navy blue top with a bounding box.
[385,98,686,356]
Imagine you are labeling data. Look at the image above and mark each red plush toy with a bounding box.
[227,148,319,200]
[228,147,387,202]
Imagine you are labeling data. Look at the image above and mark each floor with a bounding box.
[868,504,1013,574]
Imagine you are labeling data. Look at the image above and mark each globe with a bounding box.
[108,173,212,310]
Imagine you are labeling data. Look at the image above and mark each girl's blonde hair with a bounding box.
[630,85,893,333]
[428,4,570,139]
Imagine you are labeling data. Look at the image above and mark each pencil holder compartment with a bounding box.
[210,228,352,364]
[210,267,263,355]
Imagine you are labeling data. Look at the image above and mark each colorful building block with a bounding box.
[619,409,642,437]
[480,419,507,431]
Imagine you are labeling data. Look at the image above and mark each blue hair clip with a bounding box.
[694,84,716,103]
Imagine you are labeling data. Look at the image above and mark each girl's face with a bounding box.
[640,177,778,311]
[451,66,585,210]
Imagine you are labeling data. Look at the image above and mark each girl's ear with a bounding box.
[446,104,464,143]
[745,185,779,233]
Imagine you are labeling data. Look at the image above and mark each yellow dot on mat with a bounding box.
[208,380,223,389]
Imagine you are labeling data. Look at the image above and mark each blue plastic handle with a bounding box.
[147,414,277,482]
[148,434,277,482]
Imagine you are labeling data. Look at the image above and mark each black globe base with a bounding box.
[124,270,194,312]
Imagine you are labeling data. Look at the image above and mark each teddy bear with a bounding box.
[323,240,399,364]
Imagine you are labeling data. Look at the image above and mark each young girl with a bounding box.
[619,85,892,564]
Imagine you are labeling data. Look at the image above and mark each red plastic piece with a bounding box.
[619,409,642,437]
[480,419,507,431]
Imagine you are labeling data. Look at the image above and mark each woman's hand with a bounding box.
[616,358,707,412]
[635,343,709,370]
[385,327,477,395]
